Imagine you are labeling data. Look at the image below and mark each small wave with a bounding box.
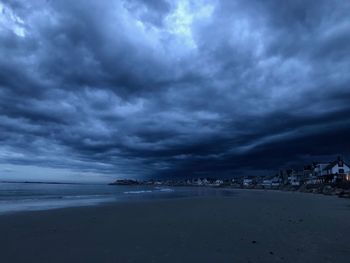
[156,188,174,192]
[124,188,174,194]
[61,194,110,200]
[0,194,111,202]
[124,190,153,194]
[0,196,116,215]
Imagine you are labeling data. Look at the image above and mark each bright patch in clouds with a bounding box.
[0,2,26,37]
[165,0,214,48]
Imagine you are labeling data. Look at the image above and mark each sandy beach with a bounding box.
[1,189,349,263]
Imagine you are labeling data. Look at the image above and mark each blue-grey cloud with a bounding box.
[0,0,349,181]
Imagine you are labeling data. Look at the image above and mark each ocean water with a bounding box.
[0,183,236,214]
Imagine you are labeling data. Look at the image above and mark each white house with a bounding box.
[243,178,253,186]
[214,179,223,186]
[262,179,272,187]
[323,158,350,176]
[202,178,209,185]
[195,178,203,185]
[271,177,281,187]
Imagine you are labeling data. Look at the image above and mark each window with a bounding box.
[339,169,344,174]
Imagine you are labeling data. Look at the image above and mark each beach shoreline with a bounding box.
[1,189,349,263]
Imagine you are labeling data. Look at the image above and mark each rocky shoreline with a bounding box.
[228,183,350,199]
[110,179,350,198]
[288,183,350,198]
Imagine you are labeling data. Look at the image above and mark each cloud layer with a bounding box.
[1,0,350,181]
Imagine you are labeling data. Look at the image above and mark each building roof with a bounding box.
[323,160,350,171]
[324,161,338,170]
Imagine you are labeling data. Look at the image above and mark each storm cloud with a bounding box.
[0,0,350,181]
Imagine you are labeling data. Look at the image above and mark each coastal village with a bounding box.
[112,156,350,198]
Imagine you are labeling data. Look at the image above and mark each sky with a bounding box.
[0,0,350,182]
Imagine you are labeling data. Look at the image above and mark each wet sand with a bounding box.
[1,189,349,263]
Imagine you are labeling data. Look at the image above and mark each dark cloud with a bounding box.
[0,0,349,181]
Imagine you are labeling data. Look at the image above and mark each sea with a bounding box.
[0,182,236,215]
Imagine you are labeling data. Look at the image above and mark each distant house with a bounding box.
[323,157,350,182]
[313,163,330,177]
[303,165,314,178]
[262,179,273,187]
[278,169,293,185]
[214,179,223,186]
[202,178,209,185]
[195,178,203,186]
[304,162,331,184]
[289,175,300,186]
[271,176,281,187]
[243,178,253,187]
